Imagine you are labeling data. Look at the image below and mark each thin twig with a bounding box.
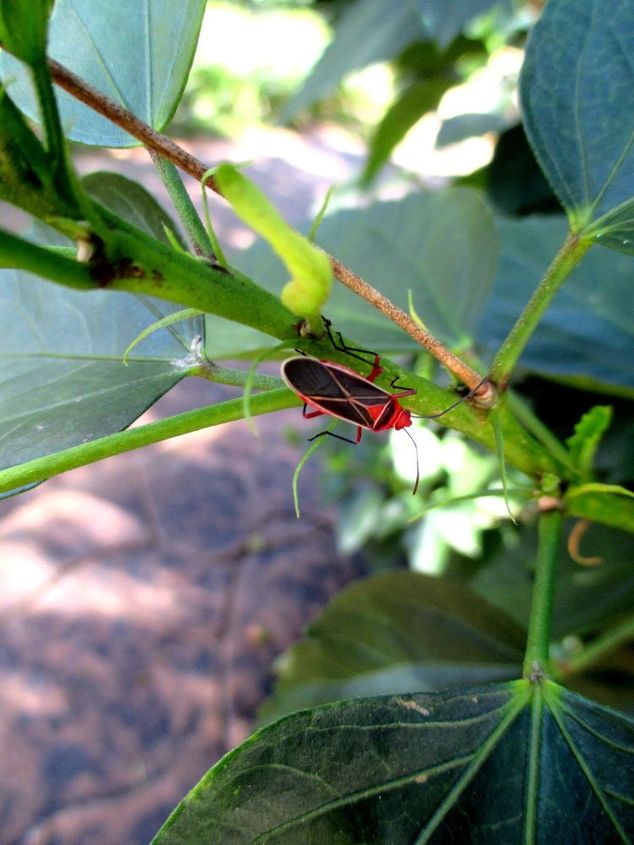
[48,57,491,401]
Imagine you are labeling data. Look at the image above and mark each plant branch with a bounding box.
[523,506,563,679]
[0,387,297,496]
[490,233,592,388]
[47,56,490,398]
[0,228,94,288]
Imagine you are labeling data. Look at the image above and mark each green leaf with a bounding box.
[214,163,331,319]
[0,0,52,64]
[363,78,451,185]
[479,216,634,395]
[152,681,634,843]
[283,0,424,118]
[0,176,202,481]
[566,485,634,534]
[520,0,634,254]
[437,111,510,147]
[566,406,614,479]
[0,0,206,146]
[82,171,186,248]
[0,262,199,475]
[414,0,513,50]
[260,571,524,724]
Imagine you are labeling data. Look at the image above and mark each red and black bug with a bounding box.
[281,320,485,495]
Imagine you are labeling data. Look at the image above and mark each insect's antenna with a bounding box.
[402,427,420,495]
[412,376,489,421]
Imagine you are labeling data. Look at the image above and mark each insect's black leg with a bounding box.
[308,430,360,446]
[390,375,412,390]
[416,376,490,420]
[323,317,377,367]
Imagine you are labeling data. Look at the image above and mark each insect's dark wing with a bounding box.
[281,357,389,429]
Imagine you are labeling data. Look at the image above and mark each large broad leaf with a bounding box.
[0,0,206,146]
[520,0,634,254]
[478,215,634,394]
[152,680,634,843]
[231,190,498,354]
[283,0,425,119]
[0,173,201,476]
[260,571,524,724]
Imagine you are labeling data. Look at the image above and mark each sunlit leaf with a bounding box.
[520,0,634,253]
[0,0,206,146]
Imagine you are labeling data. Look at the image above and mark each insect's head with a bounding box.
[392,407,412,430]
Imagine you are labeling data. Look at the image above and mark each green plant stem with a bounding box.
[150,152,213,258]
[30,62,83,216]
[0,228,94,287]
[490,233,592,388]
[557,615,634,678]
[523,508,563,678]
[0,387,298,496]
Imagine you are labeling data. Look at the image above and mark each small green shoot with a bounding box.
[242,340,294,436]
[492,407,518,524]
[200,167,229,268]
[308,184,337,242]
[292,429,331,518]
[122,308,203,365]
[407,289,429,331]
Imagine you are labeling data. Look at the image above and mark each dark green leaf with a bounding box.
[363,78,451,184]
[471,522,634,639]
[260,571,524,724]
[520,0,634,253]
[152,682,634,843]
[486,123,561,216]
[0,0,206,146]
[566,405,613,479]
[283,0,424,118]
[478,216,634,394]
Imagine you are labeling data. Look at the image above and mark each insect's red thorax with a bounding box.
[371,401,412,431]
